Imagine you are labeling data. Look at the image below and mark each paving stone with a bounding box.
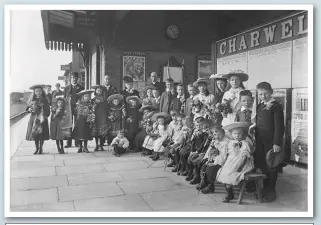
[68,172,123,186]
[276,190,308,211]
[11,167,56,179]
[11,201,74,212]
[105,156,149,163]
[11,188,58,207]
[11,154,55,162]
[54,153,96,161]
[11,175,68,191]
[63,158,101,166]
[117,177,187,194]
[17,160,64,169]
[74,194,152,211]
[102,161,149,171]
[58,182,124,201]
[140,188,212,210]
[56,164,106,176]
[14,147,38,156]
[10,162,19,170]
[117,167,171,180]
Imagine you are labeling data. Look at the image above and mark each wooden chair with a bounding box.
[237,172,267,205]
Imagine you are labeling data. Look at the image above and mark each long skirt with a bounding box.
[72,115,93,141]
[25,113,49,141]
[153,136,168,153]
[142,135,155,150]
[50,117,70,140]
[216,154,254,186]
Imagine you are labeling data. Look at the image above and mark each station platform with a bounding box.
[10,118,308,212]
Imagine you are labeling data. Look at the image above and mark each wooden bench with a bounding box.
[237,172,267,205]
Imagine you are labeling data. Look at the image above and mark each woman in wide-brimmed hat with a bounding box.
[25,84,50,155]
[121,75,140,100]
[193,78,215,106]
[91,85,109,151]
[125,95,142,150]
[72,89,95,153]
[220,70,249,126]
[106,93,126,145]
[210,73,228,105]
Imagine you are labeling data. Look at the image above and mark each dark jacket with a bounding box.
[160,90,176,113]
[170,96,184,113]
[150,82,165,95]
[102,85,118,101]
[256,101,284,146]
[235,108,252,123]
[63,84,84,111]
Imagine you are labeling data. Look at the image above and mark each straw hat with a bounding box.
[151,112,170,122]
[139,104,155,112]
[222,70,249,82]
[91,84,104,90]
[193,78,210,86]
[210,73,227,80]
[55,96,65,102]
[126,95,141,104]
[107,94,123,104]
[266,148,285,169]
[123,76,134,83]
[77,89,94,96]
[29,84,46,90]
[223,122,252,131]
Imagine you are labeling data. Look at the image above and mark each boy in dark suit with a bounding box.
[251,82,284,203]
[102,74,118,100]
[159,78,176,113]
[150,72,165,95]
[64,72,84,148]
[170,83,185,113]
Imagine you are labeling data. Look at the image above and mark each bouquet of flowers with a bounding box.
[215,99,233,118]
[204,104,221,125]
[86,104,96,127]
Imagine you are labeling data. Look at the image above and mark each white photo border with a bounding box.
[4,4,314,218]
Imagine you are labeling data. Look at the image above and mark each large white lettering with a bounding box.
[228,38,237,53]
[263,24,276,43]
[250,31,260,47]
[281,19,293,39]
[238,35,247,51]
[220,41,227,55]
[297,15,308,35]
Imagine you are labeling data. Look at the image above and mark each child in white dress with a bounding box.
[221,70,249,126]
[216,122,254,203]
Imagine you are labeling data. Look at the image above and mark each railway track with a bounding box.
[10,111,28,126]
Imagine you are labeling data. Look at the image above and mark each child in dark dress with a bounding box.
[50,96,70,154]
[251,82,285,203]
[25,85,50,155]
[125,96,142,150]
[107,94,127,144]
[73,90,95,153]
[91,85,109,151]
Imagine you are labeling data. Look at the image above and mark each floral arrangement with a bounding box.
[215,99,233,117]
[86,104,96,127]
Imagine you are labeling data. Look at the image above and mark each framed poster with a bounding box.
[122,54,146,82]
[197,59,211,79]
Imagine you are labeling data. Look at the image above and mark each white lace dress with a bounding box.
[221,87,244,126]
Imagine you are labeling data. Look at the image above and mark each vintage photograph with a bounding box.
[6,6,312,217]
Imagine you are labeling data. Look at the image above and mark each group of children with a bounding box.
[25,70,284,203]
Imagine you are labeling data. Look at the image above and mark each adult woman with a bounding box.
[193,78,215,106]
[221,70,248,126]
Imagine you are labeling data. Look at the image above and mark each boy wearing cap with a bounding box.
[251,82,284,203]
[64,72,84,148]
[159,78,176,114]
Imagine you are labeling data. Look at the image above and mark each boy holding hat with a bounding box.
[160,78,176,114]
[64,72,84,148]
[72,89,95,153]
[251,82,284,202]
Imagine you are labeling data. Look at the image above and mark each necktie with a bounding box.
[243,109,251,122]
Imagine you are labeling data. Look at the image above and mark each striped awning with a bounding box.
[45,41,84,51]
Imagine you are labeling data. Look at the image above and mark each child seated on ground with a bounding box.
[111,130,129,157]
[196,125,229,194]
[216,122,255,203]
